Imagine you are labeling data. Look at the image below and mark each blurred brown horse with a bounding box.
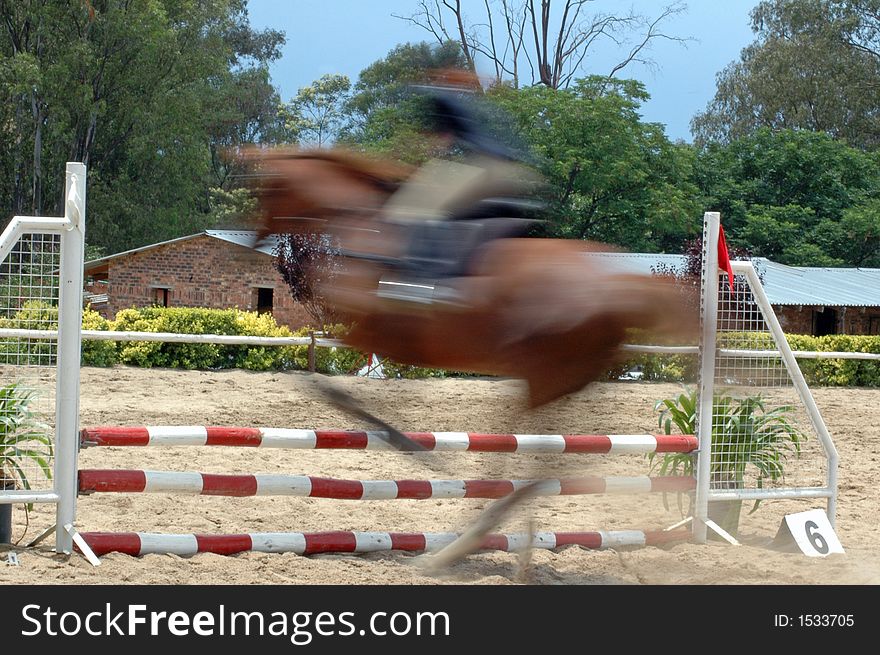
[251,146,693,408]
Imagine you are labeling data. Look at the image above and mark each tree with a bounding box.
[344,42,466,127]
[281,73,352,147]
[396,0,689,89]
[489,77,700,251]
[815,202,880,267]
[205,66,287,192]
[338,41,470,163]
[1,0,285,253]
[273,232,341,328]
[695,128,880,266]
[692,0,880,148]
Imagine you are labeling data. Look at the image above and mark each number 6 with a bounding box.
[805,520,830,554]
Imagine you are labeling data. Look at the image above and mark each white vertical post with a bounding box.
[694,212,720,543]
[54,163,86,554]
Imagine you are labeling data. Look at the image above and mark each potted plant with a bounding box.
[1,382,53,544]
[649,386,806,539]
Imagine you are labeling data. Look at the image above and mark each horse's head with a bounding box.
[244,146,412,240]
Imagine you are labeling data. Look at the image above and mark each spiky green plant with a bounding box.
[649,386,806,532]
[0,382,53,491]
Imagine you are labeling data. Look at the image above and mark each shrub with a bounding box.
[227,311,298,371]
[612,333,880,387]
[110,307,298,370]
[0,382,53,491]
[604,352,699,382]
[0,301,58,365]
[290,324,363,374]
[381,361,451,379]
[650,385,807,535]
[786,334,880,386]
[81,307,117,367]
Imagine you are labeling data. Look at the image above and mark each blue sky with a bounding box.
[246,1,760,142]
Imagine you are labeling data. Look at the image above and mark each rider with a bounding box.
[378,72,547,287]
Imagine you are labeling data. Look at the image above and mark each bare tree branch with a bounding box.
[501,0,529,86]
[398,0,690,89]
[393,1,454,46]
[606,3,691,80]
[484,0,503,80]
[445,0,477,70]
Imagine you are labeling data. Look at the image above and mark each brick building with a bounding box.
[83,230,311,329]
[84,237,880,337]
[585,253,880,336]
[760,265,880,336]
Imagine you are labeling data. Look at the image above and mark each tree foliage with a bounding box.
[281,73,352,147]
[0,0,284,253]
[692,0,880,148]
[489,76,700,251]
[339,41,470,163]
[695,128,880,266]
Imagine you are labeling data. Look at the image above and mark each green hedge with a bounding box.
[5,303,880,385]
[289,324,363,375]
[0,301,59,364]
[81,307,117,367]
[74,306,456,374]
[603,352,700,383]
[608,333,880,386]
[785,334,880,386]
[109,307,302,370]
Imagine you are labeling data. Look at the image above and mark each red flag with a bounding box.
[717,224,734,293]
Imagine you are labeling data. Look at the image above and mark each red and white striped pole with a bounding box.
[81,426,697,453]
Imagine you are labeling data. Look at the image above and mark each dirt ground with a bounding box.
[2,366,879,585]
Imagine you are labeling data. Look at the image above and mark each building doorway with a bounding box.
[151,287,170,307]
[256,287,274,315]
[812,308,837,336]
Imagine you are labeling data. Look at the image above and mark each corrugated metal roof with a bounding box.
[86,231,880,308]
[758,262,880,307]
[579,252,686,276]
[583,252,880,307]
[204,230,280,256]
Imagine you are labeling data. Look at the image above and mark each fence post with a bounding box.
[694,211,720,544]
[55,162,87,554]
[308,331,316,372]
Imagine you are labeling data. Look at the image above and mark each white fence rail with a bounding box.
[3,329,877,360]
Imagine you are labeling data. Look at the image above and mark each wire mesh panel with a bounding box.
[0,232,60,496]
[692,213,837,544]
[712,265,829,495]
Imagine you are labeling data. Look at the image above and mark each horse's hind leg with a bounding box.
[418,480,543,572]
[311,376,428,452]
[306,374,457,478]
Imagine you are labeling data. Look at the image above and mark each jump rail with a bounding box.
[4,328,875,360]
[77,470,696,498]
[79,528,692,557]
[80,427,697,453]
